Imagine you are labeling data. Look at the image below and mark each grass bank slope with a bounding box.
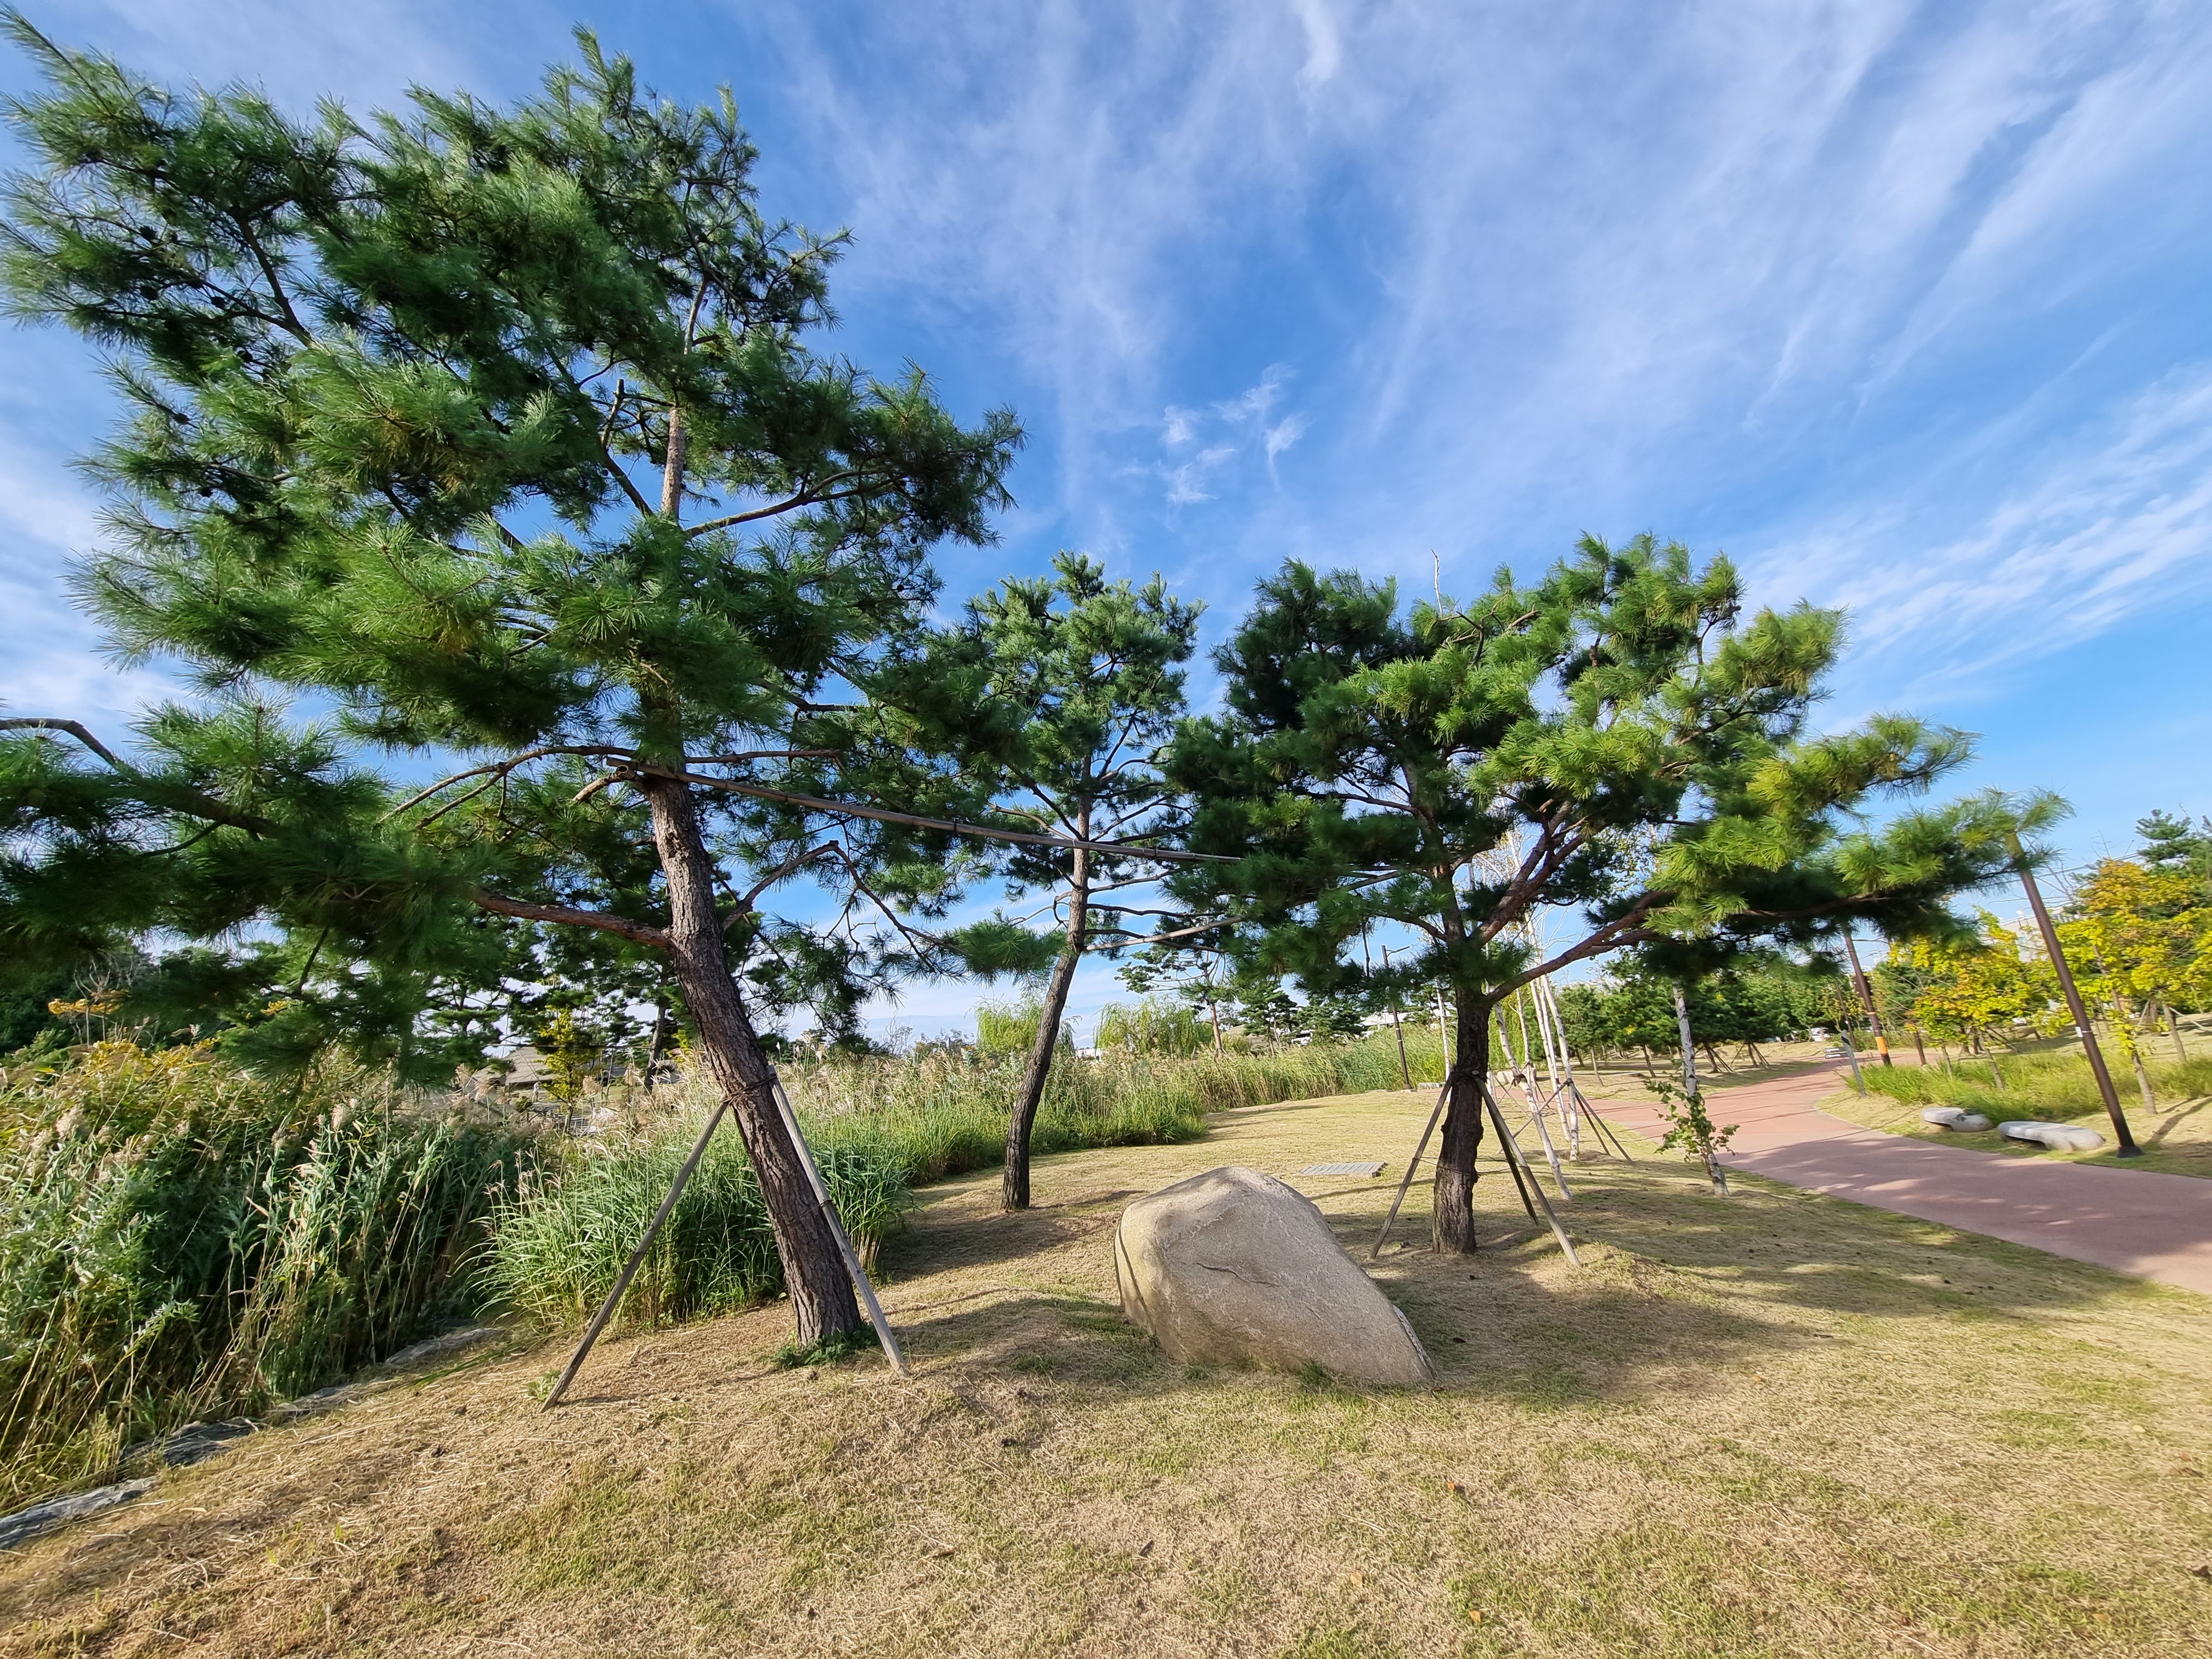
[4,1087,2209,1658]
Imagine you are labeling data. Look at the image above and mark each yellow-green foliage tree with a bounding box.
[1904,913,2062,1051]
[2058,859,2211,1074]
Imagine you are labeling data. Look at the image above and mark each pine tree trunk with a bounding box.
[642,776,861,1344]
[1005,844,1091,1210]
[1431,990,1490,1255]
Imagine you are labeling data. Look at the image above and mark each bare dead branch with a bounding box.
[1,717,142,777]
[379,744,639,822]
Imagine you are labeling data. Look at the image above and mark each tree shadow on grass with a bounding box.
[877,1139,2202,1424]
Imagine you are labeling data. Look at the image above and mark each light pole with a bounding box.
[2008,831,2140,1157]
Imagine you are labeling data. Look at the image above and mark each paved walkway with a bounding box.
[1580,1063,2212,1295]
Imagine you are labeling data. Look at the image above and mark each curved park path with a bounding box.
[1582,1063,2212,1295]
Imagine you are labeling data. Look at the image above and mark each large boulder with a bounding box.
[1112,1166,1434,1387]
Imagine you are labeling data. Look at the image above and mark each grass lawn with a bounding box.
[4,1086,2209,1657]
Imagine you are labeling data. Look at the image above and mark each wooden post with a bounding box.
[1497,1007,1571,1200]
[769,1077,909,1373]
[542,1099,729,1412]
[541,1070,910,1415]
[1480,1082,1579,1265]
[2009,833,2141,1157]
[1841,930,1893,1066]
[1371,1081,1451,1259]
[1532,977,1583,1159]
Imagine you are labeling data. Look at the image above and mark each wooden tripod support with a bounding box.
[1368,1079,1579,1266]
[541,1072,907,1413]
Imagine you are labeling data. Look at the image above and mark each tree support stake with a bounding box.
[542,1075,907,1413]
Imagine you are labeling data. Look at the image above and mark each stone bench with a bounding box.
[1921,1106,1993,1133]
[1998,1120,2104,1153]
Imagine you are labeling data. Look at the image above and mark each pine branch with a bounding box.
[469,889,669,950]
[0,716,278,836]
[636,764,1233,865]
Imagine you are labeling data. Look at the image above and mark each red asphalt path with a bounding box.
[1581,1063,2212,1296]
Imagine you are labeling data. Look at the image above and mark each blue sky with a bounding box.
[2,1,2208,1042]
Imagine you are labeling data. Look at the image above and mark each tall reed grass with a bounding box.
[0,1043,514,1509]
[481,1121,917,1331]
[780,1024,1450,1186]
[0,1024,1449,1509]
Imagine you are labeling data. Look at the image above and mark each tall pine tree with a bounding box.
[933,554,1202,1208]
[1167,537,2033,1252]
[0,21,1019,1341]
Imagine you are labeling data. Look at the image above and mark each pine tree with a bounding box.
[0,21,1019,1342]
[1167,537,2034,1252]
[933,554,1201,1209]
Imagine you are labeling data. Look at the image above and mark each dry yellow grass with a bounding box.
[4,1086,2210,1657]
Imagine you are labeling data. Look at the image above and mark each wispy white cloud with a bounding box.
[1287,0,1341,95]
[1165,444,1237,506]
[4,0,2210,961]
[1759,363,2212,702]
[1216,364,1290,425]
[714,0,2212,654]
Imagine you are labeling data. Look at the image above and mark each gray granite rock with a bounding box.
[1114,1165,1434,1387]
[0,1479,154,1553]
[1922,1107,1994,1132]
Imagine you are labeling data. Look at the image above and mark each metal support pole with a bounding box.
[2010,833,2141,1156]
